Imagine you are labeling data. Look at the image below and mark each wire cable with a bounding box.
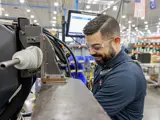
[44,33,71,77]
[116,0,123,20]
[71,37,81,45]
[43,29,78,78]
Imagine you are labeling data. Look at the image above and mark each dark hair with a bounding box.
[83,15,120,39]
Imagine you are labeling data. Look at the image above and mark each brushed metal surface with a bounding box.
[31,78,111,120]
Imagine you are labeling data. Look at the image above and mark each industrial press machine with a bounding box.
[0,18,111,120]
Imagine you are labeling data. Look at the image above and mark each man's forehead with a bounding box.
[85,31,104,44]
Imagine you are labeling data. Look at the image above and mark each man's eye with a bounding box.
[93,45,101,50]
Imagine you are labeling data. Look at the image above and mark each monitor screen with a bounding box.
[66,10,97,37]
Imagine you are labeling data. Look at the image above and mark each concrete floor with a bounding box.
[143,87,160,120]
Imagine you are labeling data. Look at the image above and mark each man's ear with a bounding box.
[114,37,120,44]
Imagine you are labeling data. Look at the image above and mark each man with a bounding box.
[83,15,146,120]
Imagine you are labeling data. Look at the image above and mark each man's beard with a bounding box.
[92,45,116,65]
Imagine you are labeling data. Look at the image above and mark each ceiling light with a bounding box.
[52,24,55,26]
[20,0,25,3]
[34,20,37,23]
[108,6,111,9]
[26,9,31,12]
[103,12,106,15]
[122,26,126,29]
[128,21,132,24]
[144,21,148,24]
[53,11,57,14]
[158,22,160,25]
[5,13,9,16]
[122,15,126,18]
[0,8,5,11]
[113,6,117,11]
[135,27,138,30]
[54,2,59,6]
[30,15,34,18]
[110,1,114,4]
[86,5,91,9]
[141,17,145,20]
[145,25,148,28]
[147,30,151,33]
[53,17,56,19]
[145,27,148,30]
[157,25,160,28]
[132,24,135,27]
[36,23,39,25]
[52,21,56,24]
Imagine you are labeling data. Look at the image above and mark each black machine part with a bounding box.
[0,25,19,112]
[0,18,37,120]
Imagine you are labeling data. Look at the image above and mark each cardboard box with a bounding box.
[151,55,160,63]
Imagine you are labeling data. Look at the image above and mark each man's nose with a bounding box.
[89,49,96,55]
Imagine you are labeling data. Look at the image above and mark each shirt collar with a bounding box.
[101,50,131,69]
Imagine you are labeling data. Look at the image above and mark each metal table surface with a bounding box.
[31,78,111,120]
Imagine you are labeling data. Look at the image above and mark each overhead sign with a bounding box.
[150,0,156,9]
[135,0,141,2]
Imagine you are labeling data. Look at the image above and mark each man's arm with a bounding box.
[94,72,136,117]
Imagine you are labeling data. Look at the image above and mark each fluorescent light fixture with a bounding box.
[26,9,31,12]
[20,0,25,3]
[135,27,138,30]
[128,21,132,24]
[34,20,37,23]
[52,24,55,26]
[54,2,59,6]
[122,15,126,18]
[145,25,148,28]
[158,22,160,25]
[132,24,135,27]
[113,6,117,11]
[141,17,145,20]
[5,13,9,16]
[103,12,106,15]
[30,15,34,18]
[53,17,56,19]
[53,11,57,14]
[86,5,91,9]
[145,27,148,30]
[108,6,111,9]
[144,21,148,24]
[157,25,160,28]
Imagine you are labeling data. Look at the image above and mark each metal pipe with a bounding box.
[100,0,121,14]
[0,59,20,69]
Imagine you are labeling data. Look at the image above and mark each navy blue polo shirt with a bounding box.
[92,50,146,120]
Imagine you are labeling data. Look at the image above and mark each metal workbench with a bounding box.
[31,78,111,120]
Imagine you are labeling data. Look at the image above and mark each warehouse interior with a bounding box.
[0,0,160,120]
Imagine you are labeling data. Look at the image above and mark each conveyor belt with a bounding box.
[31,78,111,120]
